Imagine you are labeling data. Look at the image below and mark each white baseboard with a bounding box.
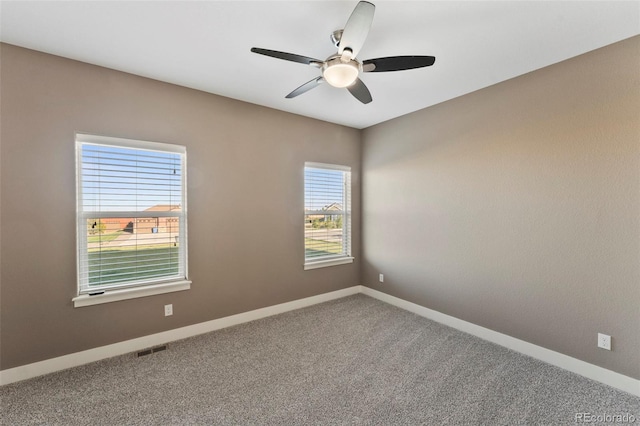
[360,286,640,397]
[3,284,639,398]
[0,286,361,386]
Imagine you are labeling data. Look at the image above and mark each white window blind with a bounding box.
[304,162,352,266]
[76,134,188,294]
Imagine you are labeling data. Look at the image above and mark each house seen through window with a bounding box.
[76,134,188,298]
[304,162,353,269]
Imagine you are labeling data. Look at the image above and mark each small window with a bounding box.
[304,162,353,270]
[74,134,189,306]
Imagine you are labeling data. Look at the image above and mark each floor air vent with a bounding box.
[137,345,167,357]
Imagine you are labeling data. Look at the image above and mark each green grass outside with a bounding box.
[89,238,340,287]
[88,243,178,253]
[88,246,179,286]
[305,238,343,258]
[88,231,123,244]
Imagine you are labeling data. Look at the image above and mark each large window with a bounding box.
[74,134,189,307]
[304,162,353,269]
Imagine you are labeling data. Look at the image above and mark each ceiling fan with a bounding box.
[250,1,436,104]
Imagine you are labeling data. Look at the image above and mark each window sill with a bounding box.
[304,257,354,270]
[73,280,191,307]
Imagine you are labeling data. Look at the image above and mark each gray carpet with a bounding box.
[2,294,639,425]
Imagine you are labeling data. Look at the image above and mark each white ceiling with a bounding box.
[1,1,638,129]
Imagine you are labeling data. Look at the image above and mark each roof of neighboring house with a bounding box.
[144,204,181,212]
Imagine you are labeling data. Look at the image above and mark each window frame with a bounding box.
[304,162,354,270]
[73,133,190,307]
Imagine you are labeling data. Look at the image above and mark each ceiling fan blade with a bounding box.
[338,1,375,58]
[286,77,324,99]
[346,78,372,104]
[362,56,436,72]
[251,48,322,66]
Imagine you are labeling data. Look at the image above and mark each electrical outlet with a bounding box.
[379,273,384,283]
[597,333,611,350]
[164,304,173,317]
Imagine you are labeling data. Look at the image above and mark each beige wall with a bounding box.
[362,36,640,379]
[0,44,361,370]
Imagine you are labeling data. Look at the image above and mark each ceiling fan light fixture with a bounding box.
[322,60,360,88]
